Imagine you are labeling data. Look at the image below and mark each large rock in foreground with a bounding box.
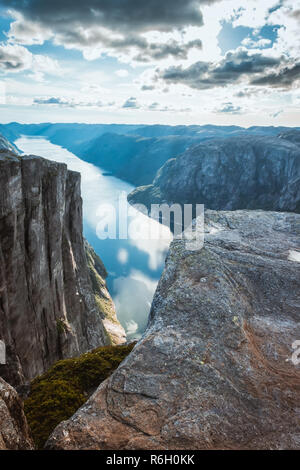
[46,210,300,450]
[0,377,33,450]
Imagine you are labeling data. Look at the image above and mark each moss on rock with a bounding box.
[24,343,135,449]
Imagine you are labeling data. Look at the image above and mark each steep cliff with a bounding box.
[0,151,118,388]
[128,136,300,214]
[46,210,300,450]
[0,377,33,450]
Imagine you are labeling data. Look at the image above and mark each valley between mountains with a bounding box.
[0,124,299,450]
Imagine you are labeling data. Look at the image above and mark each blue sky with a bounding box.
[0,0,299,125]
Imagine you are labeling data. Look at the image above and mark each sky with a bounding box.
[0,0,299,126]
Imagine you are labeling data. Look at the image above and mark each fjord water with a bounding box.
[16,136,172,340]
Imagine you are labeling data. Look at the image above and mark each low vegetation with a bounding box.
[24,343,135,449]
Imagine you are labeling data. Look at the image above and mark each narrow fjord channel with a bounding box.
[16,136,172,340]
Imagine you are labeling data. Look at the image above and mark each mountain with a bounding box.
[1,123,299,187]
[128,135,300,214]
[78,132,207,185]
[0,150,124,388]
[46,210,300,450]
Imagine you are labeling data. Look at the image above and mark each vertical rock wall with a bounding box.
[0,152,109,386]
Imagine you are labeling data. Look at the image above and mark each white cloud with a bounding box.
[0,43,32,71]
[7,10,52,45]
[115,69,129,78]
[33,94,115,108]
[0,42,63,82]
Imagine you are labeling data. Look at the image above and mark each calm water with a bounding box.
[16,136,172,340]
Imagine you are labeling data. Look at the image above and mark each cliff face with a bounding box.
[47,210,300,450]
[128,136,300,214]
[0,377,33,450]
[85,241,126,345]
[0,152,113,387]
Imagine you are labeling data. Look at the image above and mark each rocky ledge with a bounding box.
[0,152,123,388]
[46,210,300,450]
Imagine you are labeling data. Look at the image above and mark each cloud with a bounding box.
[3,1,210,32]
[270,109,283,118]
[115,69,129,78]
[3,0,216,64]
[146,101,191,112]
[33,96,115,108]
[291,9,300,22]
[241,37,272,49]
[0,43,32,71]
[133,39,202,62]
[250,62,300,87]
[0,42,62,81]
[148,102,159,110]
[122,97,140,109]
[141,84,155,91]
[155,48,299,90]
[33,96,66,105]
[216,102,242,114]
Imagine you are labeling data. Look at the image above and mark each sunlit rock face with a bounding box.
[128,136,300,215]
[0,152,111,387]
[0,377,33,450]
[84,241,126,346]
[46,210,300,450]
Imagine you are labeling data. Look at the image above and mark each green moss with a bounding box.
[24,343,135,449]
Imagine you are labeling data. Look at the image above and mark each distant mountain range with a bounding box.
[1,123,299,188]
[128,132,300,215]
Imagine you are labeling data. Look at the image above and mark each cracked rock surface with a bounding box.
[46,210,300,450]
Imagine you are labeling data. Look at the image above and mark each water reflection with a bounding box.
[16,136,172,340]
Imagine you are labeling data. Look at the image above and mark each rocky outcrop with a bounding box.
[0,377,33,450]
[46,210,300,450]
[85,241,126,345]
[0,152,111,388]
[128,136,300,214]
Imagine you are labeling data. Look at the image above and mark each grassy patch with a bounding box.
[24,343,135,449]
